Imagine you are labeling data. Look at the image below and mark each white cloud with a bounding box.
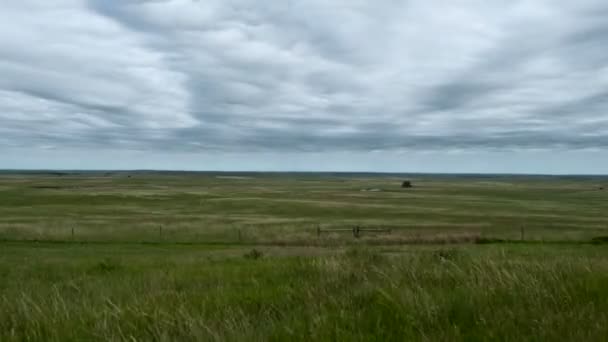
[1,0,608,157]
[0,0,196,140]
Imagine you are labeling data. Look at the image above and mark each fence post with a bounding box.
[317,224,321,237]
[159,225,163,240]
[520,225,525,241]
[353,226,360,238]
[71,227,74,241]
[237,229,242,243]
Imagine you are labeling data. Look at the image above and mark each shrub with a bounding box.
[244,248,264,260]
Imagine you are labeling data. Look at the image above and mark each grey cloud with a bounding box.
[1,0,608,155]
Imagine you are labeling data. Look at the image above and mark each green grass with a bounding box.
[2,242,608,341]
[1,172,607,242]
[2,172,608,340]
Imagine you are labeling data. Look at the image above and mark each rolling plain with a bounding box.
[1,172,608,341]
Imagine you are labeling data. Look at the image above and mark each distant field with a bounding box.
[2,172,608,340]
[1,172,607,243]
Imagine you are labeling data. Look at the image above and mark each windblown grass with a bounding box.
[1,242,608,341]
[2,172,608,340]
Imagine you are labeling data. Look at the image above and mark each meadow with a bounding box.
[1,172,608,340]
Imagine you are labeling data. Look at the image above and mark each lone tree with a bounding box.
[401,180,413,188]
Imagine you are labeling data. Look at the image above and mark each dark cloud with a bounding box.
[1,0,608,156]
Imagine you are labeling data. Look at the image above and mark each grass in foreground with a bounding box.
[2,173,608,340]
[1,242,608,341]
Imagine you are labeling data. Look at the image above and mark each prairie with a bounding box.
[1,172,608,341]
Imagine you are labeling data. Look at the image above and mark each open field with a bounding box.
[1,172,608,340]
[1,171,607,243]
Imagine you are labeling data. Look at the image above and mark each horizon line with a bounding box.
[1,168,607,177]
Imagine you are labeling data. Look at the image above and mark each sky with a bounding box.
[1,0,608,174]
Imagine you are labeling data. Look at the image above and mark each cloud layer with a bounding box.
[2,0,608,154]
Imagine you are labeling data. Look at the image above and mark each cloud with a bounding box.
[1,0,608,156]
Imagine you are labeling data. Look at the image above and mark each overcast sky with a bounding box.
[1,0,608,173]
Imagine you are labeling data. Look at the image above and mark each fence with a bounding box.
[316,225,392,238]
[0,223,543,245]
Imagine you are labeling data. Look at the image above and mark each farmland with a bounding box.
[1,172,608,340]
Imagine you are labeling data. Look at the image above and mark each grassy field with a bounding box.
[1,171,607,243]
[1,172,608,340]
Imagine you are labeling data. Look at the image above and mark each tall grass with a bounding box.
[1,243,608,341]
[2,174,608,340]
